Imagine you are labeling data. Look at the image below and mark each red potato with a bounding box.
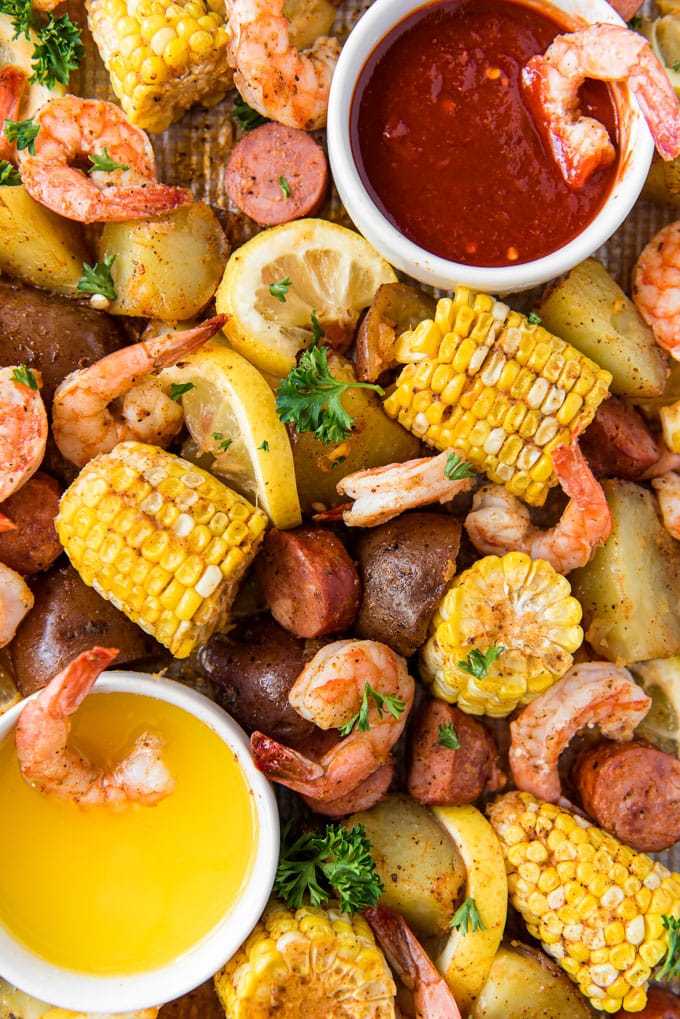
[613,986,680,1018]
[0,472,62,575]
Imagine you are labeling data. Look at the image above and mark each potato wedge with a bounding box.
[537,257,668,398]
[472,942,591,1018]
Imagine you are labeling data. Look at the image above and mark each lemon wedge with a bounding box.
[0,653,20,717]
[215,218,397,377]
[158,338,302,530]
[432,805,507,1015]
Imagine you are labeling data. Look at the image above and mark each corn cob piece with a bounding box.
[488,790,680,1014]
[86,0,233,133]
[383,288,612,506]
[55,441,268,658]
[214,899,397,1019]
[420,551,583,716]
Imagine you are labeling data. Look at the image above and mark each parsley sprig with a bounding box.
[3,117,39,154]
[0,160,20,186]
[0,0,84,87]
[77,253,117,301]
[458,645,505,680]
[659,915,680,981]
[445,452,475,481]
[231,94,267,132]
[338,682,406,737]
[212,432,232,452]
[435,722,461,750]
[269,276,291,303]
[11,365,38,390]
[274,821,384,915]
[88,147,130,173]
[450,897,486,934]
[169,382,195,402]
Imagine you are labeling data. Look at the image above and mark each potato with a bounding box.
[537,257,668,398]
[285,0,336,48]
[0,186,91,296]
[570,479,680,663]
[355,282,437,381]
[98,203,229,319]
[472,942,591,1018]
[346,794,466,944]
[643,154,680,207]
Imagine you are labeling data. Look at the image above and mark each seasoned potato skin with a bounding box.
[0,473,62,575]
[472,941,591,1018]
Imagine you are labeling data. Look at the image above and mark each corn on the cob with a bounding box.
[214,899,397,1019]
[55,441,268,658]
[660,399,680,452]
[420,551,583,716]
[488,790,680,1014]
[383,289,612,506]
[86,0,233,133]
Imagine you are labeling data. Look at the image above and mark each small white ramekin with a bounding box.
[328,0,654,294]
[0,671,279,1013]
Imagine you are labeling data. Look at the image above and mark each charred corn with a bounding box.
[488,791,680,1014]
[55,441,268,658]
[214,899,397,1019]
[420,551,583,716]
[383,289,612,506]
[86,0,233,132]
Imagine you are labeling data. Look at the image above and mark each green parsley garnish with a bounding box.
[76,253,117,302]
[673,60,680,73]
[628,14,642,30]
[659,915,680,981]
[169,382,195,402]
[3,117,39,154]
[231,94,267,132]
[269,276,292,303]
[11,365,38,390]
[435,722,461,750]
[258,440,270,452]
[338,682,406,737]
[528,311,542,324]
[279,175,291,198]
[275,344,384,445]
[274,821,384,915]
[0,160,20,186]
[31,12,84,87]
[450,897,486,934]
[0,0,35,39]
[211,432,233,452]
[311,308,324,345]
[444,452,475,481]
[88,147,130,173]
[458,645,505,680]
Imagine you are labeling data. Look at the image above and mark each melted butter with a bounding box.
[0,692,257,975]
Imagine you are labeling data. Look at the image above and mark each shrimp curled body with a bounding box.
[651,470,680,539]
[225,0,340,130]
[0,366,48,503]
[15,647,175,806]
[17,96,193,223]
[250,639,415,805]
[0,562,34,648]
[509,661,651,803]
[522,24,680,187]
[632,219,680,360]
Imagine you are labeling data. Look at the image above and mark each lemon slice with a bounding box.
[432,805,507,1015]
[0,653,20,717]
[630,657,680,757]
[158,338,302,530]
[215,218,397,377]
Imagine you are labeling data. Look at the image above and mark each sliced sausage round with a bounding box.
[0,472,62,575]
[573,739,680,852]
[580,395,659,479]
[225,121,328,226]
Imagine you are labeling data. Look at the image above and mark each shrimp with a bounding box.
[14,647,175,806]
[651,471,680,540]
[17,95,193,223]
[0,562,34,647]
[225,0,340,131]
[508,661,651,803]
[250,639,414,804]
[632,220,680,360]
[335,451,476,528]
[0,366,48,503]
[0,65,27,163]
[522,23,680,187]
[51,314,226,467]
[464,441,611,574]
[365,906,462,1019]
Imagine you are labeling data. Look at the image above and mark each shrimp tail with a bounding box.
[0,512,17,532]
[144,315,227,370]
[552,441,612,545]
[250,731,325,784]
[0,66,27,163]
[40,647,120,717]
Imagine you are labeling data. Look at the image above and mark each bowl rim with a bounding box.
[327,0,655,293]
[0,670,280,1013]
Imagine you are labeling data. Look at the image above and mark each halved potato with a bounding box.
[285,0,336,47]
[472,942,591,1018]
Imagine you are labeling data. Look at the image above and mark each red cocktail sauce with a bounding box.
[350,0,619,268]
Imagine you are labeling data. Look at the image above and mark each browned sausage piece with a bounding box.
[0,473,62,575]
[613,986,680,1018]
[573,740,680,852]
[407,699,503,806]
[225,121,328,226]
[580,395,659,479]
[255,526,360,638]
[606,0,642,20]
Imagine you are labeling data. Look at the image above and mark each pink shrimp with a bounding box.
[632,219,680,360]
[509,661,651,803]
[464,441,611,574]
[365,906,462,1019]
[0,66,27,163]
[0,366,48,503]
[522,23,680,187]
[250,639,414,804]
[0,562,34,648]
[17,95,193,223]
[651,470,680,540]
[15,647,175,806]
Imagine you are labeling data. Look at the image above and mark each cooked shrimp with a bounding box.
[522,23,680,187]
[632,220,680,359]
[365,906,462,1019]
[509,661,651,802]
[336,451,476,528]
[651,471,680,540]
[225,0,340,130]
[464,441,611,574]
[250,639,414,804]
[0,65,27,163]
[0,366,48,502]
[0,562,34,647]
[17,95,193,223]
[51,315,225,467]
[15,647,175,806]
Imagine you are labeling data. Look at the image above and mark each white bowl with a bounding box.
[0,671,279,1013]
[328,0,655,294]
